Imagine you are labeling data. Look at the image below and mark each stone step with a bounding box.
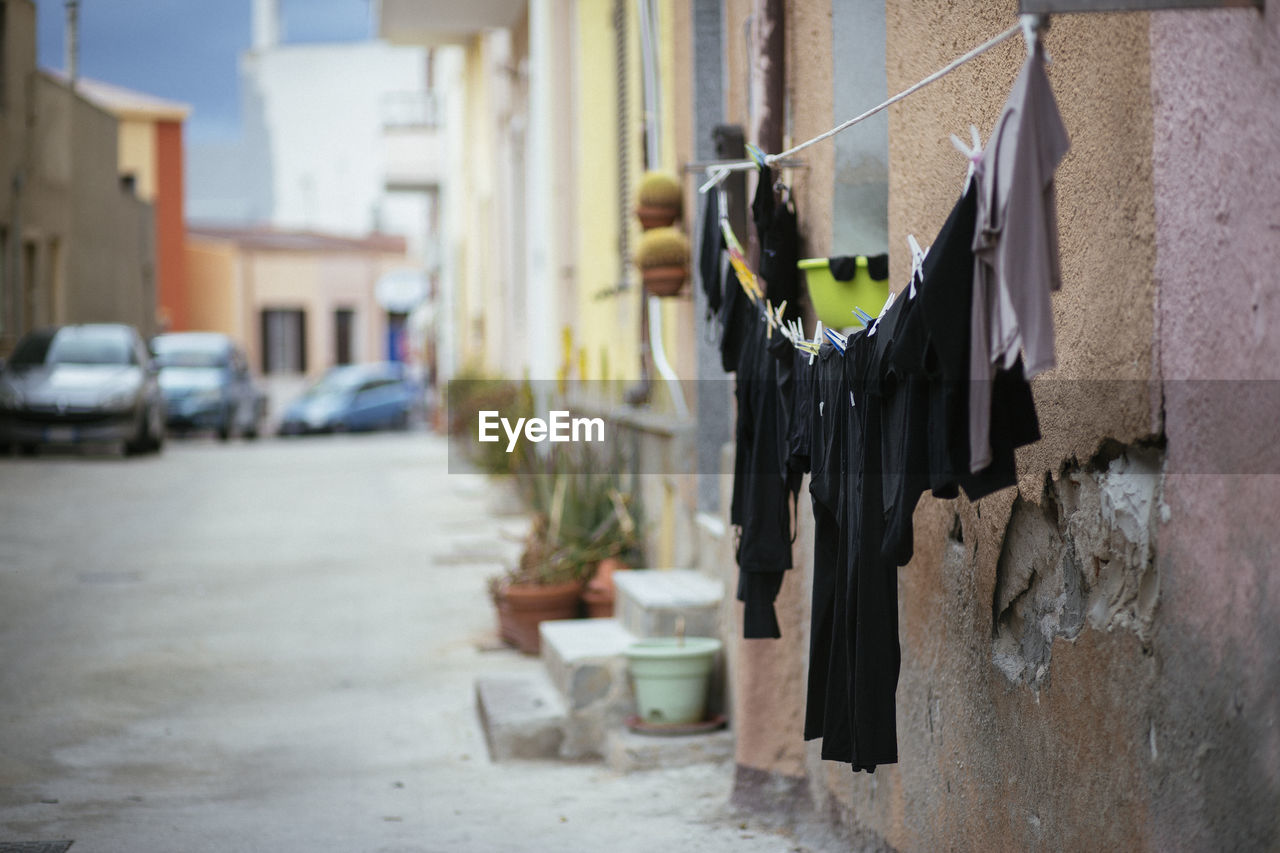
[474,674,567,762]
[538,617,638,759]
[604,726,736,773]
[614,569,724,639]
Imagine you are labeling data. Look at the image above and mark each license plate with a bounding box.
[45,426,76,443]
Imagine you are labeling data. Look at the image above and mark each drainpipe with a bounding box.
[634,0,688,418]
[748,0,784,267]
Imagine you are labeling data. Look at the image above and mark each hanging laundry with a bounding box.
[753,165,803,327]
[697,187,725,316]
[893,183,1041,506]
[730,310,793,639]
[969,40,1070,473]
[828,254,889,283]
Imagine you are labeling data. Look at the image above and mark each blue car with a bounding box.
[277,363,420,436]
[152,332,266,440]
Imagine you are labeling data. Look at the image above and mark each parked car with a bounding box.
[0,323,165,455]
[277,363,420,436]
[151,332,266,440]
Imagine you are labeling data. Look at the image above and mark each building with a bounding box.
[184,225,410,379]
[0,0,157,353]
[70,76,191,331]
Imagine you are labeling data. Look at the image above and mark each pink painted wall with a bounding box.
[1148,7,1280,849]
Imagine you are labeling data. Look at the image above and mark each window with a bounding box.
[334,308,355,366]
[260,308,306,374]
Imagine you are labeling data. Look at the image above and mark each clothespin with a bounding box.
[907,234,929,298]
[852,306,875,327]
[950,125,982,191]
[765,299,774,339]
[824,328,847,354]
[745,143,768,170]
[809,320,823,365]
[699,166,731,195]
[1020,14,1050,61]
[868,290,896,336]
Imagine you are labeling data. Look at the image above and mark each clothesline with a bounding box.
[699,16,1042,193]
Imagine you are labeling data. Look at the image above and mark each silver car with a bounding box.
[0,324,165,456]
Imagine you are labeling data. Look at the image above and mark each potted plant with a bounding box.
[635,170,682,229]
[489,513,586,654]
[635,227,691,297]
[490,442,643,650]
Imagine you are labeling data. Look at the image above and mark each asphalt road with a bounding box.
[0,432,820,853]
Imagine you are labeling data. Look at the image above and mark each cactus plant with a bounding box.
[635,171,682,228]
[635,227,690,296]
[635,227,690,269]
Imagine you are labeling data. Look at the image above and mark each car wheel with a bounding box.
[18,443,39,457]
[217,417,232,442]
[125,415,148,456]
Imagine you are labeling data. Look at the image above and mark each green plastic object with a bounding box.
[624,637,722,726]
[798,257,889,329]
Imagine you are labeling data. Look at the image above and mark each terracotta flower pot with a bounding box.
[642,265,687,297]
[636,203,678,230]
[494,580,583,654]
[581,558,630,619]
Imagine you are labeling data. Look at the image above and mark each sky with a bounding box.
[33,0,375,144]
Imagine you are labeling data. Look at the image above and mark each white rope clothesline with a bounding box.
[699,17,1038,193]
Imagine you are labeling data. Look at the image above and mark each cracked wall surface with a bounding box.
[993,445,1164,690]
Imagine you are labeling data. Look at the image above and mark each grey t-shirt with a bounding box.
[969,44,1070,473]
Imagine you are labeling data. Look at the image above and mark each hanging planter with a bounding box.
[636,227,690,297]
[635,171,682,229]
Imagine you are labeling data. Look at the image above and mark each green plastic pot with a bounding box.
[798,256,888,329]
[624,637,722,725]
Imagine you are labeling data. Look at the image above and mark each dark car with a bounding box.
[277,362,420,436]
[152,332,266,440]
[0,323,165,455]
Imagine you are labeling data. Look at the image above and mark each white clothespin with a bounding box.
[950,124,982,190]
[699,166,731,195]
[1021,14,1038,54]
[869,290,896,337]
[809,320,823,365]
[907,234,929,299]
[1020,14,1050,62]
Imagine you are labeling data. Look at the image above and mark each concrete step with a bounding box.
[614,569,724,639]
[474,674,567,761]
[538,617,638,759]
[604,726,735,773]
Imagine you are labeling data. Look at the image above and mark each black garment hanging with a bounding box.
[876,289,932,568]
[892,184,1040,503]
[730,313,793,639]
[698,188,725,316]
[827,253,889,283]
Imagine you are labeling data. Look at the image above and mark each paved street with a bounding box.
[0,433,817,853]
